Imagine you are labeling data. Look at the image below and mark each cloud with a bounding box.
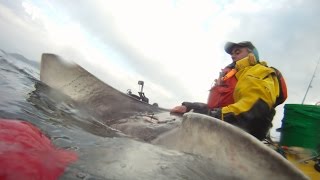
[39,0,239,104]
[0,2,49,60]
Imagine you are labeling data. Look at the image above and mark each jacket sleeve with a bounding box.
[222,64,279,117]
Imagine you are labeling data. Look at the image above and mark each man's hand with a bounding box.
[170,105,187,114]
[171,102,209,115]
[182,102,209,114]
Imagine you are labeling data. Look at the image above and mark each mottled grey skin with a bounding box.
[152,113,308,180]
[41,54,308,180]
[40,54,179,141]
[40,54,161,122]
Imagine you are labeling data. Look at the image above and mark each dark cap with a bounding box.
[224,41,255,54]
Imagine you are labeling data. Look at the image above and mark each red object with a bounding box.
[0,119,78,180]
[207,75,237,109]
[270,67,288,106]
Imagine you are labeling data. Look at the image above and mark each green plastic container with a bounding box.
[279,104,320,150]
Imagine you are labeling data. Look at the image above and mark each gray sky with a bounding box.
[1,0,320,138]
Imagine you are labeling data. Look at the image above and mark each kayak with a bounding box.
[40,53,308,179]
[282,146,320,180]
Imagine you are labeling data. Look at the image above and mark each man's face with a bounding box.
[230,46,250,62]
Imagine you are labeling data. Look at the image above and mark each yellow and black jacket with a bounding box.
[221,54,279,140]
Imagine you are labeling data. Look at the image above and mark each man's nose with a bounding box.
[231,54,236,61]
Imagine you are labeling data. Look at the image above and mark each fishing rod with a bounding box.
[301,57,320,104]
